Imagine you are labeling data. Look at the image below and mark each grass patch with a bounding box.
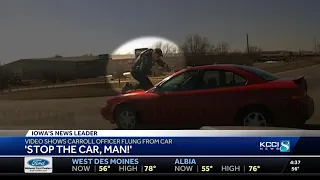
[0,84,119,100]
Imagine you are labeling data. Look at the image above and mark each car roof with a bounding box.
[170,64,246,77]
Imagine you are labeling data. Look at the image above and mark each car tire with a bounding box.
[115,105,139,130]
[236,107,273,127]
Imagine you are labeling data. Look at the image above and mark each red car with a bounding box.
[100,64,314,129]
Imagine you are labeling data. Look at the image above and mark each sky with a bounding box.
[0,0,320,63]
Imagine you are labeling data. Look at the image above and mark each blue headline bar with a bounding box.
[0,137,319,155]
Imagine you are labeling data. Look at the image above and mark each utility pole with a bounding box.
[246,33,250,53]
[314,36,317,53]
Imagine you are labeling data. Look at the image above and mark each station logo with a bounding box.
[24,157,53,173]
[259,140,290,152]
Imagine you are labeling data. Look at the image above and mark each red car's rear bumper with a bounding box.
[100,104,116,124]
[285,95,314,126]
[276,95,314,127]
[296,95,314,123]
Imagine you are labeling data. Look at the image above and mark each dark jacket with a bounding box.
[131,49,167,75]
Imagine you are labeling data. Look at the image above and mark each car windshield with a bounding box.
[236,65,279,81]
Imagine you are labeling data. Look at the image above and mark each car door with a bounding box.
[148,69,204,128]
[194,69,248,126]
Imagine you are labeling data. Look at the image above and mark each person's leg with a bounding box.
[130,71,143,90]
[144,76,154,90]
[126,71,153,91]
[138,74,154,90]
[130,70,139,81]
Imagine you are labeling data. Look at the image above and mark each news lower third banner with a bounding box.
[0,130,319,155]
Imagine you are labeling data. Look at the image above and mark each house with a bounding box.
[2,54,110,80]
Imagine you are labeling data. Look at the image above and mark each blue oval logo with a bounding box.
[27,159,49,167]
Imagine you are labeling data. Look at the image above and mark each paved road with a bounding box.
[0,65,320,130]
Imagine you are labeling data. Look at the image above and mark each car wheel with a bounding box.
[236,107,272,127]
[115,105,138,129]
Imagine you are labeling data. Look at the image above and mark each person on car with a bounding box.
[122,48,170,93]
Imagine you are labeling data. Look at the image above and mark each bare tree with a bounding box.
[233,49,243,53]
[153,41,178,57]
[215,41,230,53]
[248,46,262,53]
[180,34,215,55]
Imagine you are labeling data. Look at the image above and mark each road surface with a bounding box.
[0,65,320,130]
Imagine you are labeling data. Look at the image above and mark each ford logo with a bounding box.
[27,159,49,167]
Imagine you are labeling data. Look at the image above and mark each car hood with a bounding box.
[106,89,150,103]
[122,89,147,96]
